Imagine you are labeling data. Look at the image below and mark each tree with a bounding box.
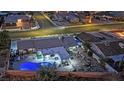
[83,42,91,52]
[38,67,58,81]
[87,50,93,57]
[0,30,10,46]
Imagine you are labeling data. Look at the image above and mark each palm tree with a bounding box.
[0,30,10,47]
[38,67,58,81]
[83,42,91,52]
[87,50,93,57]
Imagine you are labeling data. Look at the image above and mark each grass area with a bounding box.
[9,22,124,39]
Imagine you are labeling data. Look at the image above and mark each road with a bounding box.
[8,12,124,39]
[33,12,56,29]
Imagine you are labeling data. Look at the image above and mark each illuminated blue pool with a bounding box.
[40,62,54,68]
[19,62,54,71]
[19,62,40,71]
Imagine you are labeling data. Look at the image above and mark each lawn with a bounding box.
[9,22,124,39]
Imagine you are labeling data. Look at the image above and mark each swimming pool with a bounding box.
[19,62,54,71]
[40,62,55,68]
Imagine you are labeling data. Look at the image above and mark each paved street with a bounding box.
[33,12,56,29]
[8,12,124,39]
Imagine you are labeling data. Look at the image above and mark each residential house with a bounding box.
[2,15,31,30]
[91,40,124,62]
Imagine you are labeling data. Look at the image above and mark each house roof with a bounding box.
[94,40,124,57]
[17,37,61,50]
[61,36,77,48]
[109,11,124,17]
[67,14,77,20]
[41,47,70,60]
[4,15,30,23]
[76,32,101,42]
[17,39,34,49]
[16,36,77,50]
[0,12,8,16]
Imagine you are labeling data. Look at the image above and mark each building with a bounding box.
[66,14,79,23]
[109,11,124,18]
[110,30,124,39]
[10,36,77,59]
[91,40,124,62]
[76,32,123,73]
[10,36,78,71]
[0,12,8,16]
[76,32,118,44]
[2,15,31,30]
[76,32,103,43]
[11,36,77,50]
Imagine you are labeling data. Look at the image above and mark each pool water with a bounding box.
[19,62,40,71]
[19,62,55,71]
[40,62,54,68]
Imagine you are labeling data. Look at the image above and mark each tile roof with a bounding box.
[76,32,101,42]
[16,36,77,50]
[4,15,30,23]
[95,40,124,56]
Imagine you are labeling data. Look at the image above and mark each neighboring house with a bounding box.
[76,32,122,73]
[76,32,118,44]
[0,12,8,27]
[91,40,124,62]
[66,14,79,23]
[8,11,25,15]
[2,15,31,29]
[76,32,102,43]
[0,12,8,16]
[105,11,124,21]
[109,11,124,18]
